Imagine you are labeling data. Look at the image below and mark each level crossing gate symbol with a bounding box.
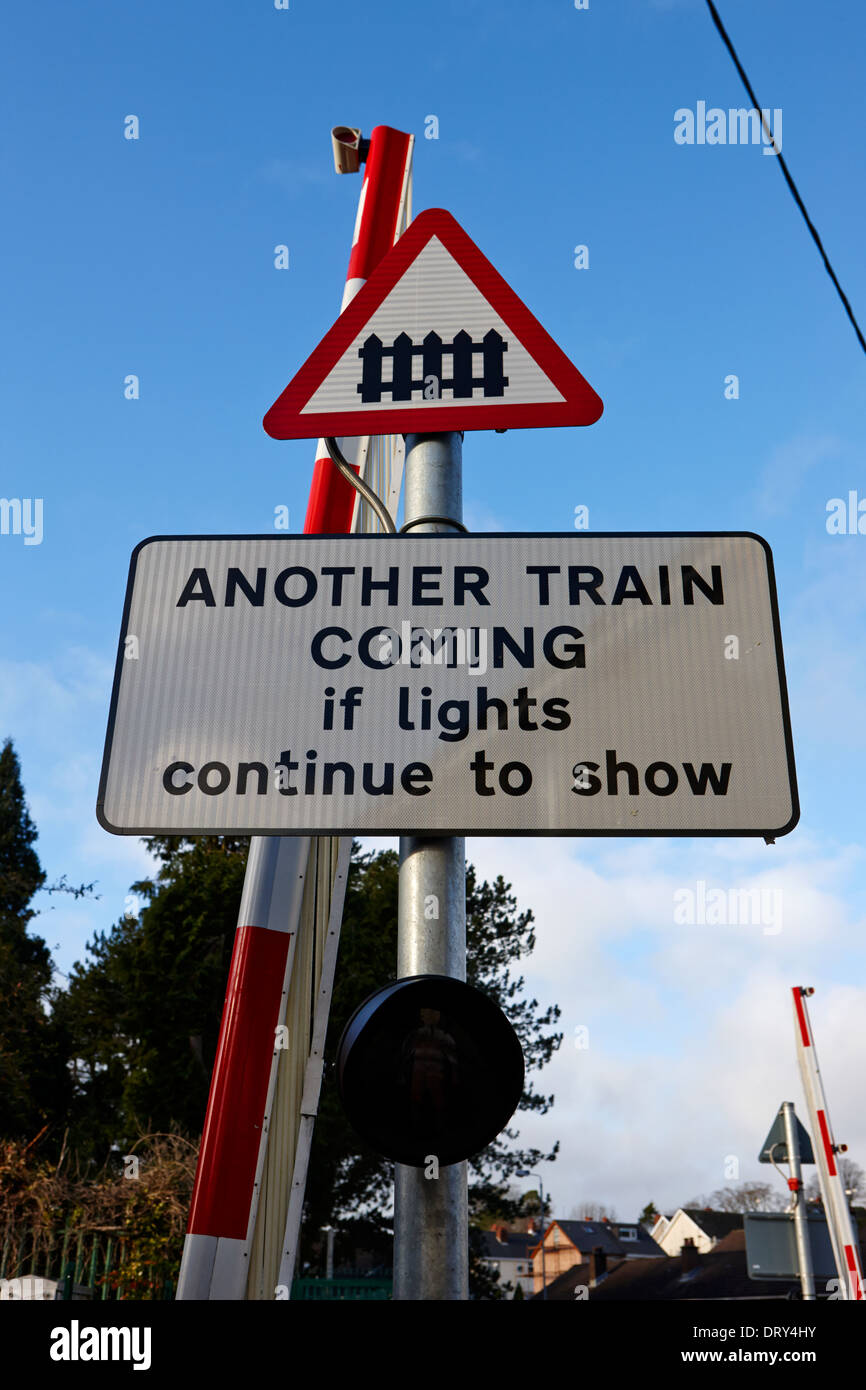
[357,328,509,402]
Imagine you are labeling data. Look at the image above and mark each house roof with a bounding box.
[532,1219,663,1259]
[610,1222,666,1258]
[679,1209,744,1239]
[478,1231,535,1261]
[532,1237,800,1302]
[714,1229,746,1249]
[549,1220,627,1256]
[534,1224,866,1300]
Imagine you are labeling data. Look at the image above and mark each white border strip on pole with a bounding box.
[276,836,352,1293]
[236,838,309,1271]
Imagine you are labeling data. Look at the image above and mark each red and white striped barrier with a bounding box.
[177,125,414,1300]
[792,985,863,1300]
[178,838,307,1298]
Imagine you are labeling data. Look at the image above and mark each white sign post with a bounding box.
[98,532,798,839]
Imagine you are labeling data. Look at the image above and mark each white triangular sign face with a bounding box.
[264,209,603,439]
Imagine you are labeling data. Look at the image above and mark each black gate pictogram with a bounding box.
[357,329,509,403]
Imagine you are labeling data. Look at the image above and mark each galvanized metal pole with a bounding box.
[393,432,469,1302]
[322,1226,335,1281]
[782,1101,816,1300]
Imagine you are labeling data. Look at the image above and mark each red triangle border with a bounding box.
[263,208,603,440]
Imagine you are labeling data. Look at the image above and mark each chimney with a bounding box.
[681,1237,699,1273]
[588,1245,607,1286]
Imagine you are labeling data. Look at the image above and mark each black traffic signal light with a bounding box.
[336,974,525,1168]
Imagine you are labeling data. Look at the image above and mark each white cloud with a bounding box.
[0,650,159,970]
[464,834,866,1218]
[783,540,866,748]
[462,500,511,532]
[753,435,840,517]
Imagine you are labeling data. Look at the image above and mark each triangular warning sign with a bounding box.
[758,1106,815,1165]
[263,208,603,440]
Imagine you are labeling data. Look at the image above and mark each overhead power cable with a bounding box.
[705,0,866,358]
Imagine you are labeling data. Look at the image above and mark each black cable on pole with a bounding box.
[324,436,397,534]
[705,0,866,358]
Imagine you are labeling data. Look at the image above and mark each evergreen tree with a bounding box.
[62,836,248,1161]
[0,737,45,930]
[0,738,70,1143]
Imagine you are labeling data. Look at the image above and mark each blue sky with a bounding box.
[2,0,865,1220]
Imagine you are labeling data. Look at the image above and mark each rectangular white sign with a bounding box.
[97,533,798,838]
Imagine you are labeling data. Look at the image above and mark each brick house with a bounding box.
[529,1219,664,1296]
